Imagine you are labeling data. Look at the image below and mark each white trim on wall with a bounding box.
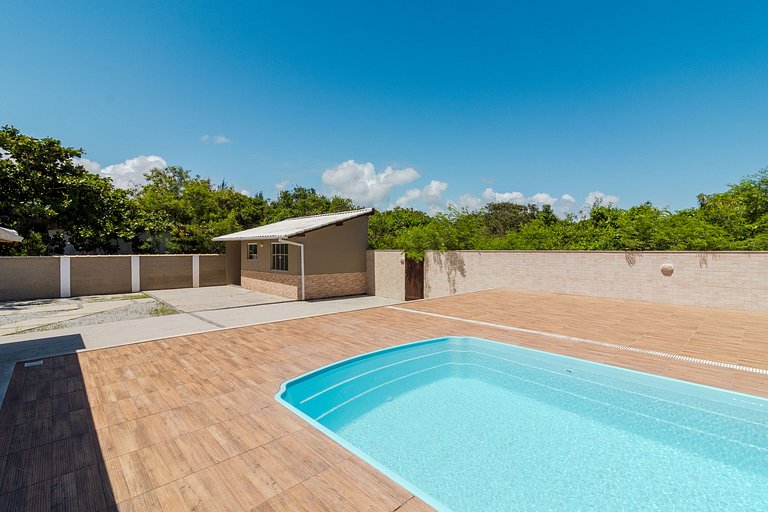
[192,254,200,288]
[60,257,71,298]
[131,255,141,292]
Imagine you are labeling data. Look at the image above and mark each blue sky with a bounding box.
[3,1,768,214]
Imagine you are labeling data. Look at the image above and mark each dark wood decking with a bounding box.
[0,289,766,510]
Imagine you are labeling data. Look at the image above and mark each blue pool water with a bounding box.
[277,337,768,511]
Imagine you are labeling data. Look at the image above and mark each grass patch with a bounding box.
[87,293,150,302]
[150,303,177,317]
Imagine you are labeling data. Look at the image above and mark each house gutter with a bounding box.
[278,238,305,301]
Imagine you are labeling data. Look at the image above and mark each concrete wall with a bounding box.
[200,255,227,287]
[421,251,768,311]
[366,250,405,301]
[140,255,193,290]
[71,256,132,296]
[0,257,60,300]
[0,254,227,300]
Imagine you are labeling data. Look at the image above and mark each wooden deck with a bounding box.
[0,289,767,510]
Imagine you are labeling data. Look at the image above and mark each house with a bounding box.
[213,208,373,300]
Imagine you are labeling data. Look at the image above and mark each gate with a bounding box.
[404,258,424,300]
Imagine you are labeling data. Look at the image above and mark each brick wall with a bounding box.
[305,272,366,299]
[423,250,768,311]
[241,270,301,299]
[241,270,367,300]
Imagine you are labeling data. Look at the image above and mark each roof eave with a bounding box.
[212,208,374,242]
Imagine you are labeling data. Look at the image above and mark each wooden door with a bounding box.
[404,258,424,300]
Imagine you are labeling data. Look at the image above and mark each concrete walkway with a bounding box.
[147,285,290,313]
[0,294,399,401]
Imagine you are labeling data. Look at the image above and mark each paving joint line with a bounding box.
[386,306,768,376]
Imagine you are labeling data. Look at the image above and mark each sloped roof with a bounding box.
[212,208,373,241]
[0,227,23,243]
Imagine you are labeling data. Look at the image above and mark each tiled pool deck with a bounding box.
[1,289,767,510]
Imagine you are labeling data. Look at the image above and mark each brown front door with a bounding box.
[404,258,424,300]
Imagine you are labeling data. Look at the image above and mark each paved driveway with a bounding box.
[146,285,291,312]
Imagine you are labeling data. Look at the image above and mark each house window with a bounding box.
[247,243,258,260]
[271,243,288,271]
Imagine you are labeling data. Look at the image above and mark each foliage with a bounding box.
[368,207,431,250]
[4,125,768,257]
[393,207,485,260]
[265,187,355,223]
[133,166,268,253]
[482,202,539,236]
[0,125,137,255]
[368,168,768,257]
[1,126,358,255]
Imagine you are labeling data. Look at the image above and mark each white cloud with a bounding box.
[200,134,231,144]
[322,160,420,206]
[456,187,606,217]
[73,157,101,173]
[531,192,557,206]
[275,180,289,192]
[584,191,619,208]
[78,155,167,189]
[482,188,525,204]
[394,188,422,207]
[422,180,448,204]
[395,180,448,210]
[457,193,483,210]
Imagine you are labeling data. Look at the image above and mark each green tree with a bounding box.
[395,207,484,260]
[368,207,431,249]
[265,187,355,223]
[0,125,137,255]
[482,202,539,236]
[134,166,268,253]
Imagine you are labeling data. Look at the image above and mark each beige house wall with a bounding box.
[365,250,405,301]
[0,257,60,300]
[241,239,299,275]
[71,256,132,296]
[238,215,369,276]
[301,215,368,274]
[225,241,241,285]
[422,251,768,311]
[237,214,371,299]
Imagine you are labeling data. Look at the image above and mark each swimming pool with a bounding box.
[277,336,768,511]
